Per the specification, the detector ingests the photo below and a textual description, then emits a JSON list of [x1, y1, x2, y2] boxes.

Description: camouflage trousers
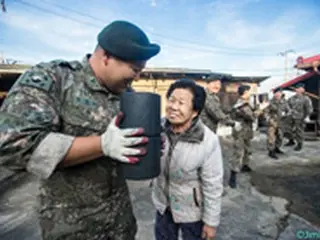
[[267, 120, 283, 151], [286, 118, 305, 145], [40, 181, 137, 240], [229, 136, 252, 172]]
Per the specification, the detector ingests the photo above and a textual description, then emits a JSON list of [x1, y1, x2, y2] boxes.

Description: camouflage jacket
[[288, 94, 313, 120], [231, 99, 260, 139], [200, 89, 231, 133], [265, 97, 289, 121], [0, 55, 136, 239]]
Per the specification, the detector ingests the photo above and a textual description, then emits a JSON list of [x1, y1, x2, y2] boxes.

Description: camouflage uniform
[[200, 89, 234, 133], [287, 94, 313, 146], [278, 97, 291, 138], [265, 97, 288, 151], [0, 56, 136, 240], [229, 99, 261, 172]]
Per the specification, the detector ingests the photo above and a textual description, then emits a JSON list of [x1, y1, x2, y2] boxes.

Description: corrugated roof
[[142, 67, 213, 74], [272, 71, 316, 91], [229, 76, 270, 83], [0, 64, 269, 83], [295, 54, 320, 70]]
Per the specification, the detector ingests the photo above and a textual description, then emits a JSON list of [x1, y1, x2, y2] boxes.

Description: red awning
[[295, 54, 320, 70], [297, 54, 320, 64], [272, 71, 316, 91]]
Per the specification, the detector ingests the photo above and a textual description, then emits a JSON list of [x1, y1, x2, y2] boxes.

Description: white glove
[[101, 113, 148, 163], [234, 121, 242, 131], [259, 102, 270, 111], [304, 116, 311, 123]]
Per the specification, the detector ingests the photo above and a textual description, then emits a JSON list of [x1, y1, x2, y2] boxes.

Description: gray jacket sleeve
[[0, 67, 74, 179], [200, 134, 223, 227]]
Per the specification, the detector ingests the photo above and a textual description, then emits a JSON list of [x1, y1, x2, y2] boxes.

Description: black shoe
[[284, 139, 295, 146], [228, 171, 237, 189], [275, 147, 284, 154], [241, 165, 252, 172], [294, 143, 302, 151], [268, 150, 278, 159]]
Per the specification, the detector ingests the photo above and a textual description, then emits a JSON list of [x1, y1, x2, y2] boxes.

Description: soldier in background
[[228, 85, 269, 188], [0, 20, 160, 240], [264, 88, 289, 159], [284, 83, 313, 151], [200, 76, 235, 133]]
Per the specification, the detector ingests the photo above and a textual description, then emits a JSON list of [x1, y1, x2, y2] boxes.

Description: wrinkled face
[[166, 88, 198, 127], [100, 56, 145, 94], [207, 80, 222, 93]]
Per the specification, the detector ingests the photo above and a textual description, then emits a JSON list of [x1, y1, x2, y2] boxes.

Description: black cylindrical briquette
[[119, 92, 162, 180], [119, 92, 161, 136], [121, 136, 161, 180]]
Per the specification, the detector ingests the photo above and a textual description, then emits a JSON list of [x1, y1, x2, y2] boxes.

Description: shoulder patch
[[18, 70, 54, 92], [51, 59, 82, 71]]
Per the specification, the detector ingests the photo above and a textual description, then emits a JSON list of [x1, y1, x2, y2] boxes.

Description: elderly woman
[[152, 79, 224, 240]]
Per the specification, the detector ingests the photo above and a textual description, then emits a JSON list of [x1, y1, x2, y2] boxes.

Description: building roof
[[224, 75, 270, 83], [272, 71, 316, 91], [142, 67, 213, 75], [295, 54, 320, 71], [0, 64, 269, 84], [141, 67, 269, 83]]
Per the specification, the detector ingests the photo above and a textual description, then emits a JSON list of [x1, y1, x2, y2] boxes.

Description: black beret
[[296, 83, 305, 88], [98, 20, 160, 61], [205, 74, 230, 82], [274, 87, 283, 93], [238, 84, 251, 96]]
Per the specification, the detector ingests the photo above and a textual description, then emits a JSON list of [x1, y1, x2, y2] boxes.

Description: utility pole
[[1, 0, 6, 13], [278, 49, 295, 82]]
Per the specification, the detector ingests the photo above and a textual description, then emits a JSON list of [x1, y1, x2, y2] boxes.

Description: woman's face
[[165, 88, 197, 127]]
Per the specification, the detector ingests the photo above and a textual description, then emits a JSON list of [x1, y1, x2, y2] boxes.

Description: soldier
[[284, 83, 313, 151], [228, 85, 269, 188], [200, 76, 235, 133], [0, 20, 160, 240], [265, 88, 289, 159]]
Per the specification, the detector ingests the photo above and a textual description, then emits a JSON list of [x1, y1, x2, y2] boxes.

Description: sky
[[0, 0, 319, 93]]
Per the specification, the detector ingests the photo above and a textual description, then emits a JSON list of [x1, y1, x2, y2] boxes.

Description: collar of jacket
[[81, 54, 110, 93], [81, 54, 133, 98], [162, 117, 204, 143]]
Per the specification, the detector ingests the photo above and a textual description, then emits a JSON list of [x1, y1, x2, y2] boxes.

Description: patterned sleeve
[[203, 95, 227, 121], [0, 64, 74, 179]]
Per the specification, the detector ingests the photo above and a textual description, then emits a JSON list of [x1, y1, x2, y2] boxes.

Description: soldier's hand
[[234, 121, 242, 131], [259, 101, 269, 111], [226, 120, 235, 127], [101, 112, 148, 163], [304, 116, 311, 123]]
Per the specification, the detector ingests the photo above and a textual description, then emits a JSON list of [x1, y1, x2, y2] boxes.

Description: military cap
[[238, 84, 251, 96], [274, 87, 283, 93], [97, 20, 160, 61], [296, 83, 305, 88], [205, 74, 230, 83]]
